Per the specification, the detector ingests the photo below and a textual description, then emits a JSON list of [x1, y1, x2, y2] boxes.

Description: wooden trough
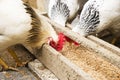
[[25, 9, 120, 80]]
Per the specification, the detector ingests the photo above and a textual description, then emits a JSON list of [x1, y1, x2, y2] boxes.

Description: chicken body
[[48, 0, 80, 26], [0, 0, 58, 52], [0, 0, 31, 50], [72, 0, 120, 37]]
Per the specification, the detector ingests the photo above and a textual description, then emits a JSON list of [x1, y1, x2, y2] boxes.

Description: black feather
[[24, 3, 41, 44], [50, 0, 70, 20], [79, 1, 101, 34]]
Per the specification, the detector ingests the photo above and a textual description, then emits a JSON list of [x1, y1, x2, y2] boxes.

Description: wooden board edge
[[35, 44, 95, 80], [28, 59, 59, 80]]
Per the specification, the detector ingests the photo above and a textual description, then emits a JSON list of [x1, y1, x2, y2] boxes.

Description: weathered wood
[[36, 0, 48, 13], [0, 44, 34, 70], [88, 35, 120, 56], [23, 0, 37, 8], [0, 67, 39, 80], [35, 44, 95, 80], [67, 23, 120, 57], [23, 0, 47, 13], [28, 59, 59, 80]]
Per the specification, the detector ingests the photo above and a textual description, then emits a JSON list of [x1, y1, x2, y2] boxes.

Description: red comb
[[50, 33, 79, 51], [56, 33, 66, 51]]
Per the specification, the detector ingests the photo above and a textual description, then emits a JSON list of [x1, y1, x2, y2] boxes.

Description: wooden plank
[[35, 44, 95, 80], [0, 67, 39, 80], [88, 35, 120, 56], [36, 0, 49, 13], [67, 23, 120, 57], [22, 0, 37, 8], [0, 44, 34, 70], [28, 59, 59, 80]]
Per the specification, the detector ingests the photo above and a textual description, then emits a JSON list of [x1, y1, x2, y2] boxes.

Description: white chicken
[[72, 0, 120, 44], [0, 0, 58, 70], [48, 0, 80, 26]]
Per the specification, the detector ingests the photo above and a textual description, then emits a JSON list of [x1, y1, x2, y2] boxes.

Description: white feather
[[97, 0, 120, 33], [0, 0, 32, 51], [72, 0, 120, 36], [48, 0, 80, 26]]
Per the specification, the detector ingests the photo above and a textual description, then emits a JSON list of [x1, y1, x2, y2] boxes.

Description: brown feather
[[24, 3, 52, 48], [24, 3, 41, 44]]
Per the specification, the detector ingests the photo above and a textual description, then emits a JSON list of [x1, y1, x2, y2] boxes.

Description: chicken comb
[[50, 33, 79, 51]]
